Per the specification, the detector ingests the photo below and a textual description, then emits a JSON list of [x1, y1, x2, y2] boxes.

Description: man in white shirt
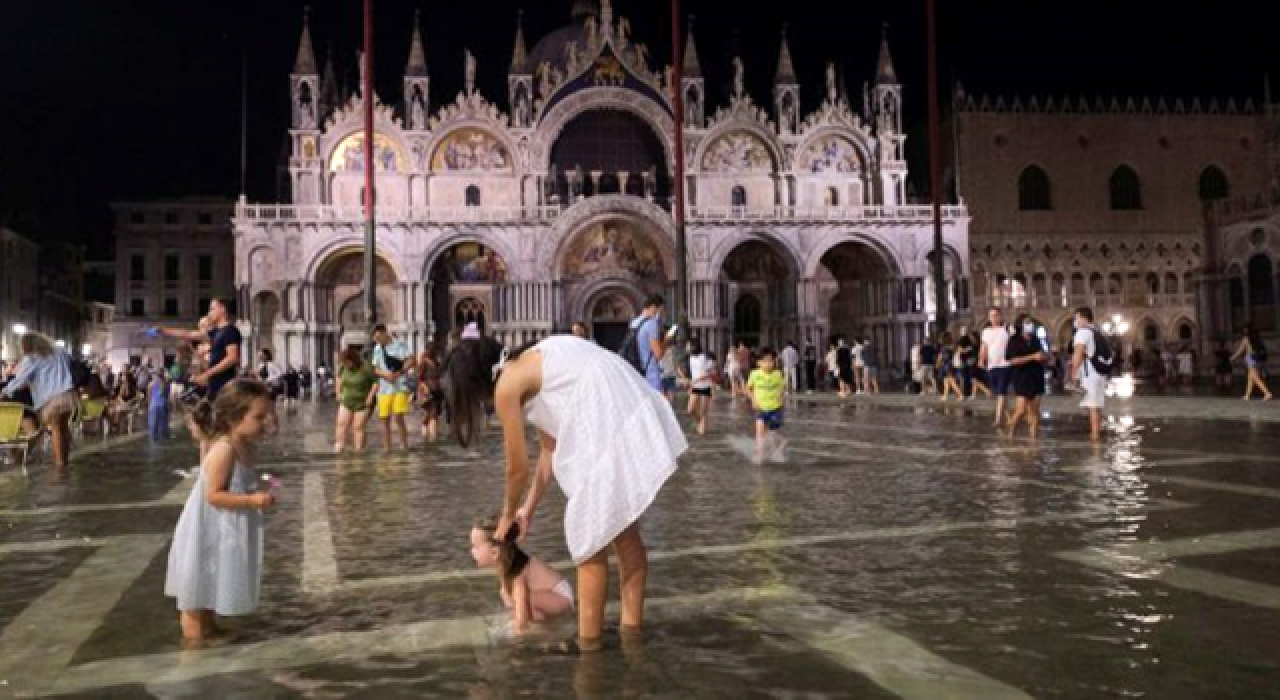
[[1068, 307, 1106, 441], [980, 307, 1013, 428], [780, 342, 800, 393]]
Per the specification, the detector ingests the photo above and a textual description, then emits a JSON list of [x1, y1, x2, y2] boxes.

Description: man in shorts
[[1068, 307, 1107, 441], [371, 324, 415, 453], [980, 307, 1013, 428]]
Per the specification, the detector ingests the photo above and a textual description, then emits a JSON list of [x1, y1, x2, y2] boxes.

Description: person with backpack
[[1068, 307, 1113, 441], [1231, 324, 1272, 401], [623, 295, 671, 392]]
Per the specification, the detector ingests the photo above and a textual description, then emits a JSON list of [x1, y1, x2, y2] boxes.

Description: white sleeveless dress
[[164, 440, 264, 615], [525, 335, 688, 563]]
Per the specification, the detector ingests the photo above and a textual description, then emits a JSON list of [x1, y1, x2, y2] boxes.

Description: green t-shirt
[[748, 368, 785, 412], [339, 362, 377, 410]]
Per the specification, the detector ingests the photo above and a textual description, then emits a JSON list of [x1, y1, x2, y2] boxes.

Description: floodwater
[[0, 395, 1278, 698]]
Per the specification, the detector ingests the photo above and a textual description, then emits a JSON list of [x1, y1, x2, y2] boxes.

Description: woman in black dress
[[1005, 314, 1047, 437]]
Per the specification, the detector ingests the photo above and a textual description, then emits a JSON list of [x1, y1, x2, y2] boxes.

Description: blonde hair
[[19, 333, 54, 357]]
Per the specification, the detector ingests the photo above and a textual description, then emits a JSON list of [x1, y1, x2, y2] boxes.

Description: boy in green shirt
[[746, 347, 788, 463]]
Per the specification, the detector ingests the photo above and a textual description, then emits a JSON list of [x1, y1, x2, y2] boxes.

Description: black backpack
[[1087, 328, 1115, 378], [378, 344, 404, 373], [618, 318, 656, 375]]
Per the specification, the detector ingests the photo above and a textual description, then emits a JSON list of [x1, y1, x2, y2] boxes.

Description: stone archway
[[720, 238, 798, 350], [817, 241, 901, 369], [251, 291, 281, 360], [558, 217, 668, 328], [425, 241, 509, 341], [313, 250, 400, 363], [585, 286, 640, 350]]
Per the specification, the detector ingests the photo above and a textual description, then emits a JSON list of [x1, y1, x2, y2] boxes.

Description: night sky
[[1, 1, 1276, 259]]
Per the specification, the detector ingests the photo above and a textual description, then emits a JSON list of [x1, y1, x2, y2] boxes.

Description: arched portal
[[314, 250, 400, 358], [427, 242, 508, 341], [817, 241, 902, 369], [549, 110, 670, 203], [560, 218, 668, 319], [586, 288, 639, 350], [721, 239, 797, 350]]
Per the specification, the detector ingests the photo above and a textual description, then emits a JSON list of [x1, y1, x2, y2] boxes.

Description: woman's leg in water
[[334, 406, 352, 451], [576, 548, 609, 650], [613, 523, 648, 631]]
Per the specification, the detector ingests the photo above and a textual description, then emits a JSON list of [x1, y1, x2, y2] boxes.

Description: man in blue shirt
[[629, 294, 669, 392], [156, 297, 241, 399]]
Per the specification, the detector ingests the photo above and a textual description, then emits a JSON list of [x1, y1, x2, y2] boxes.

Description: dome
[[527, 1, 598, 75]]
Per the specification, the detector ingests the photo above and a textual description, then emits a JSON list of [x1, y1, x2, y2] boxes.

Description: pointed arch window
[[1017, 165, 1052, 210], [1109, 165, 1143, 210], [465, 185, 481, 207], [1198, 166, 1229, 202]]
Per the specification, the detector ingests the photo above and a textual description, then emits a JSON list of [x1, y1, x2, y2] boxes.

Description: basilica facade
[[233, 1, 970, 372]]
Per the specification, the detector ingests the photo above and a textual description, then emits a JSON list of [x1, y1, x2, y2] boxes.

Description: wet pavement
[[1, 394, 1279, 698]]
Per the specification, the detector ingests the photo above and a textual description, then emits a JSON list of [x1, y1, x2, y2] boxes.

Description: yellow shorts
[[377, 392, 411, 418]]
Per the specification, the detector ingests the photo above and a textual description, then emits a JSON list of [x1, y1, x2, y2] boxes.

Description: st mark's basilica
[[233, 0, 971, 368]]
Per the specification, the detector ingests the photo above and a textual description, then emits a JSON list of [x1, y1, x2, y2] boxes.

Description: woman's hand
[[493, 511, 516, 542], [514, 506, 531, 540], [249, 492, 275, 509]]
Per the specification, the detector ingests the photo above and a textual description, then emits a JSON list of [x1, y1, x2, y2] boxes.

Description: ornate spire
[[571, 0, 598, 22], [683, 16, 702, 78], [293, 6, 317, 75], [876, 23, 897, 85], [321, 45, 340, 108], [406, 9, 427, 77], [775, 24, 796, 85], [510, 10, 530, 74]]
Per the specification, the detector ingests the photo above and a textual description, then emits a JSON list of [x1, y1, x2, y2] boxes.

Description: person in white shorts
[[851, 340, 865, 394], [1068, 307, 1107, 441]]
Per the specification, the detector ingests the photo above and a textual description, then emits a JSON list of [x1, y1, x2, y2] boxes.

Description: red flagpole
[[363, 0, 378, 325]]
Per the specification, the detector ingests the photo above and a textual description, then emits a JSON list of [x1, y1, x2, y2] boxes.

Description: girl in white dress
[[445, 334, 687, 651], [164, 379, 276, 642]]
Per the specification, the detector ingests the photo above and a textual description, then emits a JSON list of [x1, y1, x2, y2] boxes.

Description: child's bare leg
[[530, 590, 574, 621], [179, 610, 205, 640], [613, 524, 648, 631], [754, 420, 767, 462]]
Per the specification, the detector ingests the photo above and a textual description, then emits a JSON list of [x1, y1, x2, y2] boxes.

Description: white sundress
[[525, 335, 688, 564], [164, 440, 264, 615]]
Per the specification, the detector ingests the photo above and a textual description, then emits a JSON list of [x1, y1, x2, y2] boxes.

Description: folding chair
[[0, 402, 35, 475], [76, 398, 108, 440]]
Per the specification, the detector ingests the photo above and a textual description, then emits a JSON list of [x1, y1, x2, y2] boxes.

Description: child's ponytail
[[190, 379, 272, 439], [476, 517, 530, 592]]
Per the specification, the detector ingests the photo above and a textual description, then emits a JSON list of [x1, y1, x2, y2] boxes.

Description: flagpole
[[671, 0, 689, 333], [362, 0, 378, 325]]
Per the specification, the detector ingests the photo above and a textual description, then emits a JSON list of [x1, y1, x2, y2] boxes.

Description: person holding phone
[[628, 295, 671, 392]]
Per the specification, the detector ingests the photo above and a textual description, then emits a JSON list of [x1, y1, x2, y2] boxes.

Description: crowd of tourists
[[1, 292, 1273, 657]]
